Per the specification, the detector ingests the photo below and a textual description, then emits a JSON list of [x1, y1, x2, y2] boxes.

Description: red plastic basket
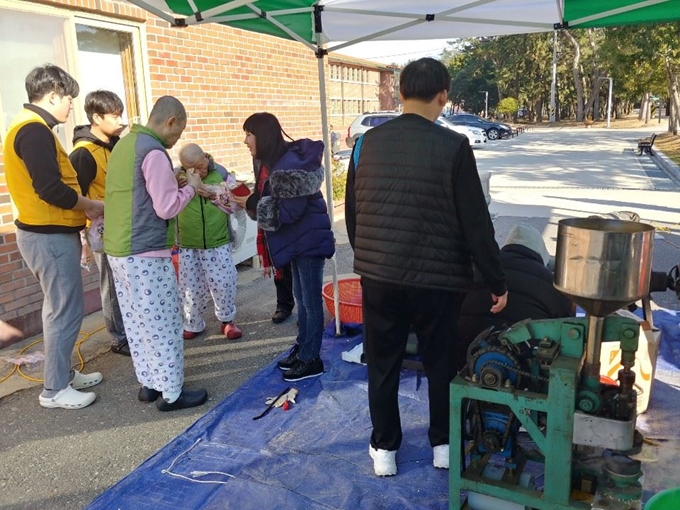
[[322, 278, 363, 323]]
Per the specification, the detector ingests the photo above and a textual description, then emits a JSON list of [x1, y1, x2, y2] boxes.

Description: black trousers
[[362, 277, 464, 451], [275, 263, 295, 313]]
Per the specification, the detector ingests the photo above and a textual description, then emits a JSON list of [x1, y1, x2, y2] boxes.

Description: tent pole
[[316, 48, 342, 336]]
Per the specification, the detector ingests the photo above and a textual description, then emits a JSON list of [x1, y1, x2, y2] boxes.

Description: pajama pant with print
[[108, 255, 184, 394], [179, 244, 238, 333]]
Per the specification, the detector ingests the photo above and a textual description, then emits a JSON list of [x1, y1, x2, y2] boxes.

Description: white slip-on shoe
[[70, 370, 103, 390], [369, 445, 397, 476], [39, 387, 96, 409], [433, 444, 449, 469]]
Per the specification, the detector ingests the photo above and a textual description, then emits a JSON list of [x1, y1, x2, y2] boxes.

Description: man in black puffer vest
[[345, 58, 507, 477], [457, 222, 575, 347]]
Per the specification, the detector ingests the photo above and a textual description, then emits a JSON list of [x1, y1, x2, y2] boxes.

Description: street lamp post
[[606, 77, 613, 128], [480, 90, 488, 118]]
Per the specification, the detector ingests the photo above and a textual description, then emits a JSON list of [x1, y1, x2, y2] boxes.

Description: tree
[[497, 97, 519, 119], [563, 30, 585, 121], [437, 24, 675, 128]]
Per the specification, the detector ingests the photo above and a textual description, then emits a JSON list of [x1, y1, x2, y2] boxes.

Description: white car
[[436, 117, 487, 147]]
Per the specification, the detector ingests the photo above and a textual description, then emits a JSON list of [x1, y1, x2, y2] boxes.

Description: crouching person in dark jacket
[[457, 222, 575, 349]]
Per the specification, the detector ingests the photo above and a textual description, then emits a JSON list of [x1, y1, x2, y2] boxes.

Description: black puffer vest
[[353, 114, 475, 291]]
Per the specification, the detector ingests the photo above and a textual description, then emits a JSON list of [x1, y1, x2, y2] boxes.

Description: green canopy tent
[[124, 0, 680, 332]]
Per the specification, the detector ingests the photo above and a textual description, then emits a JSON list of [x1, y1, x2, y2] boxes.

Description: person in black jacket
[[345, 58, 507, 477], [457, 222, 575, 348]]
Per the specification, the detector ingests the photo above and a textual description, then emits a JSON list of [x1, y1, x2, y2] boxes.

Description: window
[[0, 8, 70, 144], [0, 5, 147, 149], [75, 24, 142, 125]]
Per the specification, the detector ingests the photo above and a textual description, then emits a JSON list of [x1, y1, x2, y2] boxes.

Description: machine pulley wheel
[[481, 366, 503, 388]]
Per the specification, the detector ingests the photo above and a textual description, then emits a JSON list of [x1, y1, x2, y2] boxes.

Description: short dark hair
[[399, 58, 450, 102], [242, 112, 292, 168], [84, 90, 124, 124], [148, 96, 186, 123], [25, 64, 79, 103]]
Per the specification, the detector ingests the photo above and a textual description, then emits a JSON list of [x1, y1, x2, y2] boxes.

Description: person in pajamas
[[104, 96, 208, 412], [70, 90, 130, 357], [175, 143, 242, 341]]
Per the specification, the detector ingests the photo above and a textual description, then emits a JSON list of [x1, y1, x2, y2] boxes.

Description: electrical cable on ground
[[0, 325, 106, 384]]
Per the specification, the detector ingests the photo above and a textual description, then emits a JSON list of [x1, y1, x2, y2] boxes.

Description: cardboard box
[[599, 310, 661, 414]]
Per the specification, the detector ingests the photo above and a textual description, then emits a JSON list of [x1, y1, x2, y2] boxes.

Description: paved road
[[1, 125, 679, 509]]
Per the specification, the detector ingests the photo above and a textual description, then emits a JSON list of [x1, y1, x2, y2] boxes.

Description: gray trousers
[[16, 230, 84, 391], [93, 251, 127, 347]]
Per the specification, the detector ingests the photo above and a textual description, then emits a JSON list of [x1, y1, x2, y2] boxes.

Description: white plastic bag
[[86, 216, 105, 253]]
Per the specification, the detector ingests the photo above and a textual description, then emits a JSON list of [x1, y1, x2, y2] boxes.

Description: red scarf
[[256, 164, 281, 279]]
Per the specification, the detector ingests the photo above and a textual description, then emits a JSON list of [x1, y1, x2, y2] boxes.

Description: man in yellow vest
[[4, 64, 105, 410], [70, 90, 129, 357]]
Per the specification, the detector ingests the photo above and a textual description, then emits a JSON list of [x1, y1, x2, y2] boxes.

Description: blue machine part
[[472, 349, 519, 386], [478, 410, 519, 458]]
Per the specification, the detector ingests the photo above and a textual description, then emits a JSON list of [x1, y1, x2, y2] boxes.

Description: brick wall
[[0, 0, 396, 339], [0, 0, 322, 338]]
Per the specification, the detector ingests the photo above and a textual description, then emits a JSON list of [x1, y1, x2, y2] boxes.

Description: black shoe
[[156, 388, 208, 412], [138, 386, 161, 402], [272, 309, 292, 324], [111, 343, 131, 356], [277, 344, 300, 371], [283, 357, 324, 382]]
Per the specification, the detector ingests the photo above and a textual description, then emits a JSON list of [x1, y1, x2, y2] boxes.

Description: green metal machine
[[450, 218, 656, 510]]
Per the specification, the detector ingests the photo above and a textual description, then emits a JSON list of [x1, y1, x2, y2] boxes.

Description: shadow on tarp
[[85, 323, 448, 510]]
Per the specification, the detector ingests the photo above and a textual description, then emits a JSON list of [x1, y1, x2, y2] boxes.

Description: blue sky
[[334, 38, 452, 65]]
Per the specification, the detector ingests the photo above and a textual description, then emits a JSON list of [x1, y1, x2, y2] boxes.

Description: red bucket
[[322, 278, 363, 323]]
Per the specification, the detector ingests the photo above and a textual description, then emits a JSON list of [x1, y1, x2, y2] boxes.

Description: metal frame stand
[[449, 355, 590, 510]]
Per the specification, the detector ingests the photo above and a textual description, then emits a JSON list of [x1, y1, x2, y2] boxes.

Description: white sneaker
[[70, 370, 103, 390], [433, 444, 449, 469], [39, 386, 96, 409], [369, 445, 397, 476]]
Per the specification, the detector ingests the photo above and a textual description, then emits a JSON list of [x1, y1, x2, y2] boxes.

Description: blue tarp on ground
[[86, 322, 449, 510], [86, 311, 680, 509]]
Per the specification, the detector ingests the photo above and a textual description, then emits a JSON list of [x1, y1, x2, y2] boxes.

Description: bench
[[637, 133, 657, 155]]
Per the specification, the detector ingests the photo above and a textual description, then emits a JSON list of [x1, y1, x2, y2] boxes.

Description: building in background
[[0, 0, 398, 339], [327, 54, 401, 149]]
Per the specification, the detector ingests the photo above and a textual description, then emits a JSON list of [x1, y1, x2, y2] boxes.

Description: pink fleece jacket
[[138, 150, 195, 257]]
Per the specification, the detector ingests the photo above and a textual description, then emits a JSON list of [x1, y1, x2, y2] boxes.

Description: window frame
[[0, 0, 150, 148]]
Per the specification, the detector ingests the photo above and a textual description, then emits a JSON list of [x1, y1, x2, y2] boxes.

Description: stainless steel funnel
[[554, 218, 654, 317]]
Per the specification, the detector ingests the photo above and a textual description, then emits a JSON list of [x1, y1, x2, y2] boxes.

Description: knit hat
[[504, 223, 550, 266]]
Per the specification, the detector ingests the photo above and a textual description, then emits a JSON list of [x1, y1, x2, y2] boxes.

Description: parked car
[[345, 112, 487, 151], [445, 113, 512, 140], [345, 112, 400, 148], [436, 117, 486, 147]]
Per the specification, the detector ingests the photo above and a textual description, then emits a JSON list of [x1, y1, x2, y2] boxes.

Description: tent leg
[[316, 49, 342, 336]]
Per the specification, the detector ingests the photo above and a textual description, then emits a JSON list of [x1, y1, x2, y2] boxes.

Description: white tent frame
[[123, 0, 671, 334]]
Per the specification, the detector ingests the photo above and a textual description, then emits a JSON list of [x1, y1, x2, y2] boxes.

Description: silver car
[[345, 112, 400, 148], [436, 117, 487, 147]]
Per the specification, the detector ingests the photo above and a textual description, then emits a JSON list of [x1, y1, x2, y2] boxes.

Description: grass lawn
[[656, 133, 680, 166]]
